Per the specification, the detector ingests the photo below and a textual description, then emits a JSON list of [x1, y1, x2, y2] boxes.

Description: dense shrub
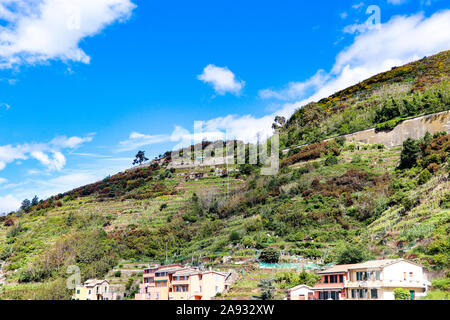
[[258, 248, 280, 263], [324, 155, 338, 166], [418, 169, 432, 185], [281, 141, 339, 168], [394, 288, 410, 300], [399, 138, 421, 169], [335, 245, 370, 264], [275, 270, 320, 289]]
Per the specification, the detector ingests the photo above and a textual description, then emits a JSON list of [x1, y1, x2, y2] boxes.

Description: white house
[[345, 259, 431, 300], [286, 284, 315, 300]]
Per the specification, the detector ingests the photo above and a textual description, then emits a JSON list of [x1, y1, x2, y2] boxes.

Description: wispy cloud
[[387, 0, 408, 5], [117, 132, 171, 152], [0, 102, 11, 111]]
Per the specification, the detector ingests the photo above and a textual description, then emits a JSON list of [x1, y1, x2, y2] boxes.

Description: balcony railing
[[346, 279, 426, 288]]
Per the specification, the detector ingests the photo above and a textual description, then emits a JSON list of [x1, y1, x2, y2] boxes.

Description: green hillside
[[281, 50, 449, 148], [0, 52, 449, 300]]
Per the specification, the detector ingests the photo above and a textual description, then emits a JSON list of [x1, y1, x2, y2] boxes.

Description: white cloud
[[340, 12, 348, 19], [198, 64, 245, 96], [48, 172, 98, 188], [0, 0, 136, 69], [31, 151, 66, 171], [0, 177, 7, 184], [0, 194, 21, 214], [259, 70, 328, 101], [0, 134, 93, 171], [51, 135, 93, 149]]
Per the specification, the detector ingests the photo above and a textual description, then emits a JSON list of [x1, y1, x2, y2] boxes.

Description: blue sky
[[0, 0, 449, 213]]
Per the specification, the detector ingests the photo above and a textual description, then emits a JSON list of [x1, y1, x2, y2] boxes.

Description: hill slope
[[0, 51, 449, 300]]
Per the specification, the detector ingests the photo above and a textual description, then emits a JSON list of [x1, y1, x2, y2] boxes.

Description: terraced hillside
[[0, 52, 449, 300]]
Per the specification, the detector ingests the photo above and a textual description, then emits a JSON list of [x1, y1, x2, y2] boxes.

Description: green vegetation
[[0, 52, 449, 300], [281, 51, 450, 149], [394, 288, 411, 300]]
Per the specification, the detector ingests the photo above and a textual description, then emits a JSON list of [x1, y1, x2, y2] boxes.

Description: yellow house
[[74, 279, 115, 300]]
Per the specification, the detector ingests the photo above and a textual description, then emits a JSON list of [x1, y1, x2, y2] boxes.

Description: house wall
[[383, 261, 423, 282], [290, 287, 314, 300], [74, 287, 87, 300], [347, 262, 428, 300], [200, 273, 226, 300]]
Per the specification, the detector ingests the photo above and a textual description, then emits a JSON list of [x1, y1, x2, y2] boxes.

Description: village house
[[289, 259, 430, 300], [135, 264, 231, 301], [73, 279, 118, 300], [345, 259, 430, 300], [286, 285, 315, 300], [313, 264, 351, 300]]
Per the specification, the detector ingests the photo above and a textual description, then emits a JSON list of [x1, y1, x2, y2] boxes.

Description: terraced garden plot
[[222, 268, 287, 300]]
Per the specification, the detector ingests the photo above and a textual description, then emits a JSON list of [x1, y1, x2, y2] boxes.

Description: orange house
[[135, 264, 228, 301], [313, 264, 351, 300]]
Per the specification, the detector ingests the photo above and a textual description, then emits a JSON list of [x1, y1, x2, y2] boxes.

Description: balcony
[[172, 278, 190, 285], [346, 279, 427, 289]]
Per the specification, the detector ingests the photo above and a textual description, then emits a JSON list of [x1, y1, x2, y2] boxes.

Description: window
[[375, 271, 381, 280], [339, 275, 343, 283], [215, 286, 219, 293], [352, 289, 357, 299], [359, 289, 367, 299], [356, 271, 368, 281], [76, 290, 80, 294], [371, 289, 378, 299], [324, 276, 329, 283], [105, 287, 107, 293]]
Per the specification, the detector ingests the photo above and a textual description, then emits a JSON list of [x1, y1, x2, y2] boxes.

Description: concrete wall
[[344, 111, 450, 148]]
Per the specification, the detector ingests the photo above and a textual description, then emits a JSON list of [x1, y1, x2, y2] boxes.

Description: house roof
[[316, 264, 355, 274], [347, 259, 418, 270], [288, 284, 313, 292], [83, 279, 109, 287], [317, 259, 423, 274], [172, 269, 227, 277]]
